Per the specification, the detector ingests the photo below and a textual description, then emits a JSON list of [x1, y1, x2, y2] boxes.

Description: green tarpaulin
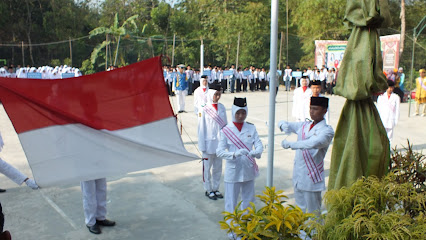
[[328, 0, 392, 190]]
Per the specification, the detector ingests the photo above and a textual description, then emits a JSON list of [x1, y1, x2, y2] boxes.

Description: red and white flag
[[0, 57, 197, 187]]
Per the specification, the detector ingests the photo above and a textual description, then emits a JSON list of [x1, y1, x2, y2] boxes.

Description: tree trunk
[[25, 0, 34, 66], [225, 44, 230, 66], [400, 0, 405, 56]]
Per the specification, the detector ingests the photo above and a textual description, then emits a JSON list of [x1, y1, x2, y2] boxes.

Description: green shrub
[[390, 140, 425, 193], [220, 186, 312, 240], [307, 174, 426, 240]]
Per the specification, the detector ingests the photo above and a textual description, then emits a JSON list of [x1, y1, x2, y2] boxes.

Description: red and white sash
[[202, 104, 227, 129], [222, 125, 259, 174], [301, 123, 323, 184]]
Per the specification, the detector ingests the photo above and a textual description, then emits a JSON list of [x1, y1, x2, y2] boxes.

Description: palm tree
[[89, 13, 146, 68]]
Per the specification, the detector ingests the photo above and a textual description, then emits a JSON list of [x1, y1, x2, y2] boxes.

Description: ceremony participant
[[392, 69, 404, 102], [377, 80, 400, 144], [259, 68, 266, 91], [193, 69, 201, 90], [242, 68, 248, 92], [310, 80, 329, 124], [194, 75, 209, 118], [248, 69, 255, 92], [81, 178, 115, 234], [173, 64, 188, 113], [319, 67, 327, 94], [414, 69, 426, 116], [326, 68, 335, 95], [284, 65, 292, 91], [0, 131, 38, 192], [397, 67, 405, 91], [278, 96, 334, 215], [230, 65, 237, 93], [292, 77, 312, 122], [236, 68, 243, 92], [216, 98, 263, 236], [186, 65, 194, 95], [199, 86, 227, 200]]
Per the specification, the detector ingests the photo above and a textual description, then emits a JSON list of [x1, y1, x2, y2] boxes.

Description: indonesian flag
[[0, 56, 197, 187]]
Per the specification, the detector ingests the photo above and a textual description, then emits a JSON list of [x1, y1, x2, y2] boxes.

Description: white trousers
[[224, 180, 255, 213], [294, 188, 322, 215], [385, 128, 394, 145], [175, 90, 187, 111], [0, 158, 27, 185], [81, 178, 107, 226], [203, 154, 222, 193]]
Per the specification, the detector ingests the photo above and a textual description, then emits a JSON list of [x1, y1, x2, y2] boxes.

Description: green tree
[[89, 13, 143, 67]]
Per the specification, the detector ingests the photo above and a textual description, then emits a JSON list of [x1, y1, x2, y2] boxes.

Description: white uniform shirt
[[377, 92, 400, 129], [193, 87, 208, 116], [259, 71, 266, 80], [216, 122, 263, 183], [292, 87, 313, 121], [198, 103, 227, 154], [287, 120, 334, 191], [284, 68, 292, 80]]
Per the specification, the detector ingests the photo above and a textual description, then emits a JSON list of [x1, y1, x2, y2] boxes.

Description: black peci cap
[[233, 97, 247, 107], [311, 97, 329, 108], [310, 80, 321, 85]]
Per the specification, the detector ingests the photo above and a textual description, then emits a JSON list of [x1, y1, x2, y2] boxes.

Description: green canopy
[[328, 0, 392, 190]]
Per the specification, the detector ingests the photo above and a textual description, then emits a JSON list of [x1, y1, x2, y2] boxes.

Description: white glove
[[249, 150, 261, 159], [278, 120, 289, 133], [202, 152, 209, 159], [234, 149, 249, 157], [25, 179, 39, 190], [281, 140, 292, 149]]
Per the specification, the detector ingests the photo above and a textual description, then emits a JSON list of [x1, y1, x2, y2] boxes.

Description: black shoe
[[0, 188, 6, 193], [214, 191, 223, 199], [87, 223, 101, 234], [96, 219, 116, 227], [206, 191, 217, 200]]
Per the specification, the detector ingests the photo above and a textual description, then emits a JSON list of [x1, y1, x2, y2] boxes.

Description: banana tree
[[89, 13, 146, 67]]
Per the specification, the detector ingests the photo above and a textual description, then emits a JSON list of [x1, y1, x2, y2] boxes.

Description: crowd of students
[[0, 65, 82, 79]]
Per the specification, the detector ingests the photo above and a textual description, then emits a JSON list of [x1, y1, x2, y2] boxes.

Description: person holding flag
[[216, 97, 263, 239], [198, 85, 228, 200], [278, 97, 334, 215], [0, 131, 38, 192]]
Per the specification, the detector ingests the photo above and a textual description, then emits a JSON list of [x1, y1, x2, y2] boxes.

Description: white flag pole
[[200, 37, 204, 75], [267, 0, 279, 187]]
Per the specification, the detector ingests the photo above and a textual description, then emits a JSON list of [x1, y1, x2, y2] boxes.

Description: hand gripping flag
[[0, 57, 198, 187]]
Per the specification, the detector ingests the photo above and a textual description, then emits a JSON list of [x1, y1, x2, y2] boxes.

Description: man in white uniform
[[279, 97, 334, 215], [81, 178, 115, 234], [198, 86, 228, 200], [292, 77, 312, 122], [216, 97, 263, 240], [377, 80, 400, 144]]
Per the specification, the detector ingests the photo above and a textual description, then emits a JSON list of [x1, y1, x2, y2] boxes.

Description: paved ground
[[1, 87, 425, 239]]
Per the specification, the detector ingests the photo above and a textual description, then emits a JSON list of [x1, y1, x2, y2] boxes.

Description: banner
[[380, 34, 401, 72]]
